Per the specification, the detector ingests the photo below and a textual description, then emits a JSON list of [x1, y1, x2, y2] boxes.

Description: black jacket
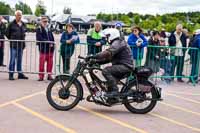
[[36, 26, 55, 53], [168, 31, 187, 55], [0, 22, 6, 39], [6, 20, 26, 49], [146, 37, 160, 61], [94, 39, 134, 69]]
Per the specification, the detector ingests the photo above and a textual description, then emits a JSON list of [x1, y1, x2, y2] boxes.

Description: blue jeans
[[9, 48, 23, 74]]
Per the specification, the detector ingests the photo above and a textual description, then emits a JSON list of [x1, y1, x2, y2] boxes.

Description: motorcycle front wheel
[[46, 75, 83, 111]]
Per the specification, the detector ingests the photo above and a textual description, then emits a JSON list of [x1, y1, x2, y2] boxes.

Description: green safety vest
[[87, 28, 102, 40]]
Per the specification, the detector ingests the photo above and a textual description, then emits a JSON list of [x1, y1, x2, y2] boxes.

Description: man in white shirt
[[168, 24, 187, 82]]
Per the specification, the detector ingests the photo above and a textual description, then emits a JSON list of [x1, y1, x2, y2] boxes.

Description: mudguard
[[55, 74, 72, 79], [55, 74, 84, 100], [122, 79, 162, 100], [155, 87, 162, 100]]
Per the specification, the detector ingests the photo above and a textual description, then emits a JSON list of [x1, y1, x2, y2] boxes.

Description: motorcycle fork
[[59, 75, 77, 91]]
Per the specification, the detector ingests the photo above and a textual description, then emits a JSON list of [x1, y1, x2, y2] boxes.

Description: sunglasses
[[42, 21, 48, 23]]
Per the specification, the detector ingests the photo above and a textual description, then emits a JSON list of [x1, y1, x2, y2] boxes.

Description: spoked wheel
[[124, 80, 157, 114], [46, 75, 83, 111]]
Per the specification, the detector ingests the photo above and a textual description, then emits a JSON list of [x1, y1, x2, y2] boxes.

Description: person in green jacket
[[87, 21, 106, 55]]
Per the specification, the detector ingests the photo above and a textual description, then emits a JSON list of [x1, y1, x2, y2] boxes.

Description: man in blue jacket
[[36, 16, 55, 81], [128, 26, 148, 67], [188, 29, 200, 83]]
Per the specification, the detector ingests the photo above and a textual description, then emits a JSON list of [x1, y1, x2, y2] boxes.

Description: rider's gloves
[[89, 59, 97, 64], [85, 55, 95, 62]]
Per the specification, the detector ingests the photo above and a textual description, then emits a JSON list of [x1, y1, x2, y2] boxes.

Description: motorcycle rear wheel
[[123, 80, 157, 114]]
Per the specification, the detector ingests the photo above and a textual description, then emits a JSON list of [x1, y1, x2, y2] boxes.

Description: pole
[[23, 0, 25, 13], [51, 0, 54, 14]]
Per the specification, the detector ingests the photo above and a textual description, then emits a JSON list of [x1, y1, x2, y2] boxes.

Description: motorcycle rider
[[87, 28, 134, 97]]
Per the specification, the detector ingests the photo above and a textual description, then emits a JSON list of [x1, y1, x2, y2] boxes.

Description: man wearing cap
[[188, 29, 200, 83], [36, 16, 55, 81], [115, 22, 124, 40], [6, 10, 28, 80], [87, 21, 106, 55], [0, 16, 6, 67]]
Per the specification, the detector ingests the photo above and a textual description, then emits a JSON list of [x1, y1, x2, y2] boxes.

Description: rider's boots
[[105, 87, 120, 104], [104, 87, 120, 98]]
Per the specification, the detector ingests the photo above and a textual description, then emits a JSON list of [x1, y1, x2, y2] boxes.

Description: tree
[[96, 11, 200, 33], [15, 1, 32, 14], [0, 1, 14, 15], [127, 12, 133, 18], [35, 0, 46, 16], [134, 15, 140, 25], [96, 12, 103, 20], [165, 23, 177, 32], [63, 7, 72, 14], [161, 15, 167, 24], [121, 15, 131, 26]]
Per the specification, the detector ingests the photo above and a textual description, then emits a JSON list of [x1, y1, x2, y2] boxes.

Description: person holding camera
[[60, 23, 80, 74], [128, 26, 148, 67]]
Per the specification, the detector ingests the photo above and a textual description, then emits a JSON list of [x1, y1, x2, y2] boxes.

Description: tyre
[[46, 75, 83, 111], [124, 80, 157, 114]]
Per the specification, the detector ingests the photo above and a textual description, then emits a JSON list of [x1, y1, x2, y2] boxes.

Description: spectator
[[188, 32, 196, 62], [145, 31, 160, 73], [0, 16, 6, 67], [36, 16, 55, 81], [60, 23, 80, 74], [87, 21, 106, 55], [188, 29, 200, 83], [188, 32, 196, 48], [160, 28, 167, 38], [182, 28, 190, 47], [160, 28, 169, 46], [168, 24, 187, 82], [159, 37, 172, 84], [6, 10, 28, 80], [115, 22, 125, 40], [128, 26, 148, 67]]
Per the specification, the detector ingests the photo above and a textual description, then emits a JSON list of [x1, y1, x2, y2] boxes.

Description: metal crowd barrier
[[58, 43, 200, 85], [0, 39, 57, 75], [1, 39, 199, 85], [56, 43, 109, 74], [140, 45, 200, 84]]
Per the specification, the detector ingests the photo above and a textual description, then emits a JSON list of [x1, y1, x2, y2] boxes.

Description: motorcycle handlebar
[[78, 55, 99, 66], [78, 55, 85, 59]]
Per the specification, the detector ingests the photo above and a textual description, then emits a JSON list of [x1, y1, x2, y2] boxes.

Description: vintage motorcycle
[[46, 56, 162, 114]]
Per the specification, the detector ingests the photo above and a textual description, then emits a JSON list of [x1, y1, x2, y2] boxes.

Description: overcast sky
[[5, 0, 200, 15]]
